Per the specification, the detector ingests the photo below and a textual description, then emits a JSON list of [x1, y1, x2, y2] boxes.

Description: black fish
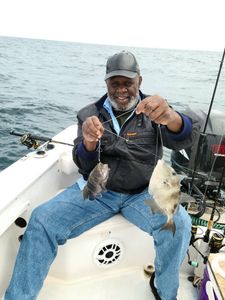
[[83, 162, 110, 200]]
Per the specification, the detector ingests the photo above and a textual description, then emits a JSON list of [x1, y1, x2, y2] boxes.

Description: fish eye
[[172, 172, 176, 176]]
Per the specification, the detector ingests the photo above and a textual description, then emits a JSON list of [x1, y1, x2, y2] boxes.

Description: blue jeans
[[5, 183, 191, 300]]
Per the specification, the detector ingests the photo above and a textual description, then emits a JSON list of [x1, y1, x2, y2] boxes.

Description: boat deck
[[37, 270, 198, 300]]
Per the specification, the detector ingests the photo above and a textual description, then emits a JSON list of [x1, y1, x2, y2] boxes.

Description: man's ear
[[138, 76, 142, 87]]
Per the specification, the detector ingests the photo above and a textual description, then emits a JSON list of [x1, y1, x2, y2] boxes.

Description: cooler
[[199, 253, 225, 300]]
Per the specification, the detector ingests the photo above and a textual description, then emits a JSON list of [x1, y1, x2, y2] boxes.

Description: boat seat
[[48, 214, 154, 281]]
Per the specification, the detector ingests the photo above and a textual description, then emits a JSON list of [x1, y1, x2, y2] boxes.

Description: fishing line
[[157, 124, 164, 162], [154, 125, 160, 166], [102, 125, 162, 160], [101, 107, 136, 125], [103, 121, 225, 200], [158, 124, 164, 148], [97, 139, 101, 162], [99, 103, 164, 161]]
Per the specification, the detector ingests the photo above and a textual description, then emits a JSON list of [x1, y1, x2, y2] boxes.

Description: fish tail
[[145, 199, 163, 214], [159, 219, 176, 236]]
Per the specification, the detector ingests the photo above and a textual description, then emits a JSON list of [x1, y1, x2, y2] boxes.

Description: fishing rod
[[10, 108, 142, 151], [185, 49, 225, 273], [10, 130, 74, 149], [203, 48, 225, 133], [190, 48, 225, 191]]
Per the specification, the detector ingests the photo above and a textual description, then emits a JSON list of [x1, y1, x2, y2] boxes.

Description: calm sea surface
[[0, 36, 225, 171]]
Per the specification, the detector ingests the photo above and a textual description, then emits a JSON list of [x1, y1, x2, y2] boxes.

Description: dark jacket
[[73, 92, 200, 194]]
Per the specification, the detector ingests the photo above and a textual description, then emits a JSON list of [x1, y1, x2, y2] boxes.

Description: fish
[[83, 162, 110, 200], [145, 159, 181, 235]]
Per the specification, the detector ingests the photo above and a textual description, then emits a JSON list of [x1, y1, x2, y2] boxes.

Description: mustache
[[108, 95, 139, 111]]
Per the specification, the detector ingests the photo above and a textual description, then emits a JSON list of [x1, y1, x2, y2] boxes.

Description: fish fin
[[99, 184, 106, 192], [83, 189, 98, 201], [160, 219, 176, 236], [179, 192, 196, 204], [99, 180, 108, 191], [93, 193, 103, 199], [83, 185, 89, 200], [144, 199, 163, 214]]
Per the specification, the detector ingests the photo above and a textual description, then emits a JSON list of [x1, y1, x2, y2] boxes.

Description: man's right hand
[[82, 116, 104, 151]]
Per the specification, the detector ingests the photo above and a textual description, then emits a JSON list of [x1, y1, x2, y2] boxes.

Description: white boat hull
[[0, 125, 198, 299]]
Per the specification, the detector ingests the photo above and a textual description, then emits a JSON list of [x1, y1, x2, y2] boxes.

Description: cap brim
[[105, 70, 138, 80]]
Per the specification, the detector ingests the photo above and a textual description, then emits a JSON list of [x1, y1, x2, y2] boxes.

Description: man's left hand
[[136, 95, 182, 133]]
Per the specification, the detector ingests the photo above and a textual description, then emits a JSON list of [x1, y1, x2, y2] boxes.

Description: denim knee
[[29, 202, 71, 246], [27, 204, 55, 238], [29, 204, 49, 227]]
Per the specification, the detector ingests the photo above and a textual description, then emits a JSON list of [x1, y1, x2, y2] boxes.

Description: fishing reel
[[20, 134, 40, 149], [10, 130, 74, 149]]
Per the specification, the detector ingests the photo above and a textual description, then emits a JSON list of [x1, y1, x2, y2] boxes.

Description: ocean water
[[0, 36, 225, 171]]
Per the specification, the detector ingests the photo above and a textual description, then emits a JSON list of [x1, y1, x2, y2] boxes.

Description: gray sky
[[0, 0, 224, 51]]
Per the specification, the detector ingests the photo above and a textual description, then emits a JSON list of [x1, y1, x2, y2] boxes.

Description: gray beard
[[108, 95, 139, 112]]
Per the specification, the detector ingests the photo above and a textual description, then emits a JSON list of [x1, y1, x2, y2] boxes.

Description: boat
[[1, 46, 225, 300], [0, 123, 203, 300], [1, 107, 225, 300]]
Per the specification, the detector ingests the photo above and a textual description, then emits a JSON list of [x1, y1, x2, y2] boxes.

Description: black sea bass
[[145, 159, 181, 235], [83, 162, 110, 200]]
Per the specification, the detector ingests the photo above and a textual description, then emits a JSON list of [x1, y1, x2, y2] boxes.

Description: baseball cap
[[105, 51, 140, 80]]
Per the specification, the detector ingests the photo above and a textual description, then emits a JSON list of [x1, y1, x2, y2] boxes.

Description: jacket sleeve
[[160, 108, 202, 151], [72, 108, 99, 179]]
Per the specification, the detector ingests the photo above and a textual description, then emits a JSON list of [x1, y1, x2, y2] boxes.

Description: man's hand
[[136, 95, 182, 133], [82, 116, 104, 151]]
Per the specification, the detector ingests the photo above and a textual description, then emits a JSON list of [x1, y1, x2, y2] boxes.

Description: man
[[5, 51, 200, 300]]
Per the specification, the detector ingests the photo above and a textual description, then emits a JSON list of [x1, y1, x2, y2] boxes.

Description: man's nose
[[116, 86, 127, 92]]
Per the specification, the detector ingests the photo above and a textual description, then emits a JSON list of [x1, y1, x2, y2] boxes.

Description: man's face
[[106, 75, 142, 111]]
